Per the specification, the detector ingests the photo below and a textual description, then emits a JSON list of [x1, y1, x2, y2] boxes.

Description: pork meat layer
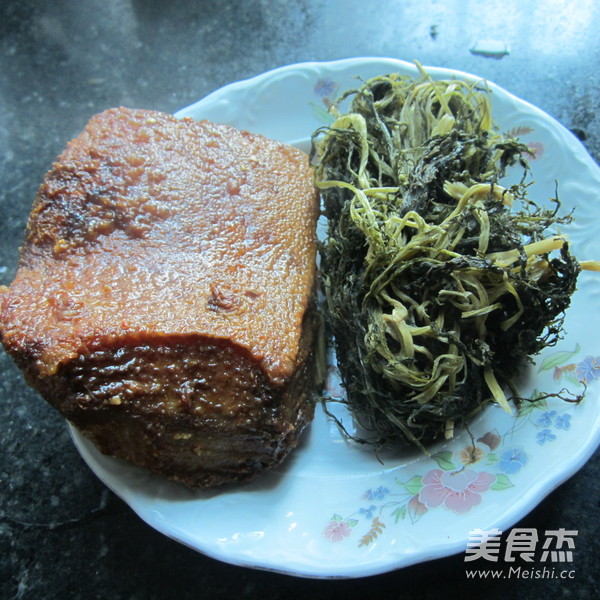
[[0, 107, 319, 487]]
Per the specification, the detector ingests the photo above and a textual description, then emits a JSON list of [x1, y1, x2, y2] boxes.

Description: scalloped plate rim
[[69, 57, 600, 579]]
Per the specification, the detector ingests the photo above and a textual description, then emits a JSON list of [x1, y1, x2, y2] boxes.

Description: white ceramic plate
[[69, 58, 600, 579]]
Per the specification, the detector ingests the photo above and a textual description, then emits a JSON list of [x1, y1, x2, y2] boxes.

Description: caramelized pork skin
[[0, 107, 319, 487]]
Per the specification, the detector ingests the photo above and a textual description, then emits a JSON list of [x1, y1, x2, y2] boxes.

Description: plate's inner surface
[[69, 59, 600, 579]]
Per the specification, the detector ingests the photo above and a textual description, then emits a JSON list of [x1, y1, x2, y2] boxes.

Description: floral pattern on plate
[[324, 345, 597, 547], [67, 59, 600, 578]]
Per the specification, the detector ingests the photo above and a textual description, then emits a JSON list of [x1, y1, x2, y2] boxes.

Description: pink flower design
[[324, 519, 352, 542], [418, 468, 496, 514]]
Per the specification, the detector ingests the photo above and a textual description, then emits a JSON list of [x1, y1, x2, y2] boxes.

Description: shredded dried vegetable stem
[[313, 66, 583, 447]]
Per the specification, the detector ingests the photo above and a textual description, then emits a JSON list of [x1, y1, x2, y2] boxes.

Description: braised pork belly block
[[0, 107, 319, 488]]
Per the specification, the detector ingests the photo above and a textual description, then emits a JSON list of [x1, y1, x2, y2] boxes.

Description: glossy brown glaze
[[1, 108, 318, 382], [0, 107, 319, 487]]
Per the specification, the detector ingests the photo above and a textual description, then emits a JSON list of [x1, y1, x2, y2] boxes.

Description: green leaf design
[[519, 389, 548, 417], [491, 474, 514, 491], [529, 388, 543, 400], [518, 401, 536, 417], [331, 514, 343, 522], [310, 102, 335, 124], [431, 451, 455, 470], [486, 453, 499, 465], [348, 519, 359, 527], [537, 344, 580, 372], [565, 373, 584, 387], [391, 505, 407, 523], [402, 475, 424, 495]]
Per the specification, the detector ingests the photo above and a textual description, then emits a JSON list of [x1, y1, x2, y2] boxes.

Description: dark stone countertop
[[1, 1, 598, 598]]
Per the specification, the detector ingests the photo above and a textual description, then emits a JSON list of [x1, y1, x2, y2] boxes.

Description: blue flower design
[[359, 505, 377, 519], [536, 428, 557, 445], [536, 410, 556, 427], [364, 486, 390, 501], [497, 448, 528, 474], [314, 78, 337, 98], [575, 356, 600, 384], [555, 414, 572, 430]]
